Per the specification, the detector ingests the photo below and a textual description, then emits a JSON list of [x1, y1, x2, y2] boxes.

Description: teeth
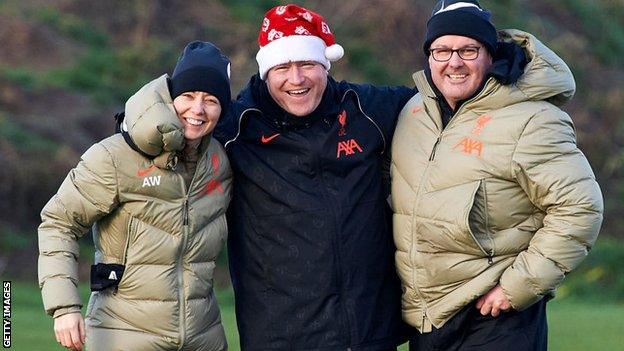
[[288, 88, 309, 95], [448, 74, 467, 80], [185, 118, 205, 126]]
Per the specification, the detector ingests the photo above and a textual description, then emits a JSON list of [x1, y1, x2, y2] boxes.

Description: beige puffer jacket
[[38, 75, 232, 350], [391, 30, 603, 332]]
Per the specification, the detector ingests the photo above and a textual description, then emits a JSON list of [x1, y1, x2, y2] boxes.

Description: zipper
[[176, 139, 212, 347], [310, 126, 352, 347], [182, 199, 189, 225], [224, 108, 262, 148], [114, 217, 136, 295], [481, 180, 494, 264], [465, 181, 490, 260], [429, 136, 441, 161], [409, 160, 434, 332], [122, 218, 135, 266], [177, 196, 189, 348], [343, 89, 387, 154], [177, 170, 189, 347]]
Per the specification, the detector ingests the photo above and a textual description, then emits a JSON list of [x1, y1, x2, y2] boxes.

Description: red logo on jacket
[[205, 153, 224, 195], [336, 139, 363, 158], [338, 110, 347, 136]]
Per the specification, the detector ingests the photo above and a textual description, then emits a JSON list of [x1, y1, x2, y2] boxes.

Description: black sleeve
[[351, 83, 417, 147]]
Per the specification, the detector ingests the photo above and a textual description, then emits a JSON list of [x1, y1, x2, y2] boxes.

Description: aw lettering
[[336, 139, 363, 158], [142, 175, 161, 187]]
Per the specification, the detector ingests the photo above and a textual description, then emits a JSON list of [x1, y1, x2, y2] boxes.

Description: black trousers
[[409, 298, 548, 351]]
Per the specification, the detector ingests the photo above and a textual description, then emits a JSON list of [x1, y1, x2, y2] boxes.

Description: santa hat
[[256, 4, 344, 80]]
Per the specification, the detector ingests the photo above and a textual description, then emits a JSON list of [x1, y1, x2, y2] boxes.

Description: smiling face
[[429, 35, 493, 110], [173, 91, 221, 141], [265, 61, 328, 117]]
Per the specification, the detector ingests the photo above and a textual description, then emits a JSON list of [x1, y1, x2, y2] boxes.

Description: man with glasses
[[390, 1, 603, 350]]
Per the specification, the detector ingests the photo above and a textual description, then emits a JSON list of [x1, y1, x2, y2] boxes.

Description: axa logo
[[453, 137, 483, 157], [452, 115, 492, 158], [336, 139, 363, 158], [142, 175, 161, 187]]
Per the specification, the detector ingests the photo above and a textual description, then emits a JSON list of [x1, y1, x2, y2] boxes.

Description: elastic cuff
[[53, 306, 82, 319], [500, 269, 542, 310]]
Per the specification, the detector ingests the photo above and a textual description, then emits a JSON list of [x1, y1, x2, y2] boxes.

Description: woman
[[38, 41, 232, 351]]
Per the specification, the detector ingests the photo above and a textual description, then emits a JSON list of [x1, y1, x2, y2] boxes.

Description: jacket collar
[[244, 73, 341, 130]]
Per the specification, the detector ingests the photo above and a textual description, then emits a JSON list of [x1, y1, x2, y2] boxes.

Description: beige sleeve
[[501, 106, 603, 310], [38, 143, 119, 316]]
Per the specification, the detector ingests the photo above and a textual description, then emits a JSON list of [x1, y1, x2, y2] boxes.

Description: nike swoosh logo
[[261, 133, 281, 144], [137, 164, 156, 177]]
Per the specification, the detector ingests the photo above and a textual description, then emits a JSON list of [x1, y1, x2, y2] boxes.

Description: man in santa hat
[[214, 4, 415, 351]]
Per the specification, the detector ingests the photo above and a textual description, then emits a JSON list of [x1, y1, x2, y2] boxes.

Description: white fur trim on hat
[[325, 44, 344, 62], [256, 35, 332, 80]]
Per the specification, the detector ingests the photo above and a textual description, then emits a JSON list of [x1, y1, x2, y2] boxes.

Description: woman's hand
[[54, 312, 86, 351]]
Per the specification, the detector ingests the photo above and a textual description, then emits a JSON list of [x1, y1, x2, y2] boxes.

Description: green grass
[[9, 282, 239, 351], [8, 282, 623, 350]]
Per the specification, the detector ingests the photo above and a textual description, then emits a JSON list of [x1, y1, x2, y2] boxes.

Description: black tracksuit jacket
[[214, 74, 415, 350]]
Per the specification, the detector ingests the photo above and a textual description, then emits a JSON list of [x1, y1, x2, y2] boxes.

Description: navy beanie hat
[[170, 41, 231, 110], [423, 0, 498, 56]]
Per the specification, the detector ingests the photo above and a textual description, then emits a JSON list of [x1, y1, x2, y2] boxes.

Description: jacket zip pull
[[183, 199, 189, 225], [487, 250, 494, 265], [429, 136, 441, 161]]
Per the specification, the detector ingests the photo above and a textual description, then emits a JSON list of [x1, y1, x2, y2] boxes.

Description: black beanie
[[170, 41, 231, 110], [423, 0, 497, 56]]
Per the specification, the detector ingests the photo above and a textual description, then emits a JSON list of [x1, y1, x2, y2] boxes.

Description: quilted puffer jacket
[[38, 75, 232, 350], [391, 30, 603, 332]]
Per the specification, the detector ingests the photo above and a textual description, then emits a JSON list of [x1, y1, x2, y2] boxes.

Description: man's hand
[[54, 312, 86, 351], [475, 284, 512, 317]]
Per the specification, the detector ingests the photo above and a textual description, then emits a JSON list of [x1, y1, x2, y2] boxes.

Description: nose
[[190, 98, 205, 115], [448, 51, 465, 67], [288, 65, 305, 85]]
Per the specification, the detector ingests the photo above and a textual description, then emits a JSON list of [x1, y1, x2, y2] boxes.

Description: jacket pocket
[[416, 180, 488, 257], [462, 180, 490, 259], [469, 179, 494, 258]]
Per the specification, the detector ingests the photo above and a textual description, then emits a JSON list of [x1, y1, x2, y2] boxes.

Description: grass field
[[7, 282, 624, 350]]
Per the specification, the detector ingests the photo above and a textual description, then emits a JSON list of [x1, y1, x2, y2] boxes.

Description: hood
[[500, 29, 576, 106], [123, 74, 185, 158], [414, 29, 576, 114]]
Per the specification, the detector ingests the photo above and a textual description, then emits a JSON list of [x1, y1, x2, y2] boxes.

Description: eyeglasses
[[429, 46, 482, 62]]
